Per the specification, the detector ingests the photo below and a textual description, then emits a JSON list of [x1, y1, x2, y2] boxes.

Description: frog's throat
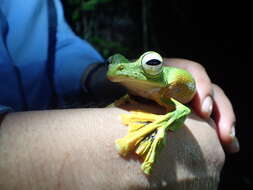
[[108, 76, 164, 100]]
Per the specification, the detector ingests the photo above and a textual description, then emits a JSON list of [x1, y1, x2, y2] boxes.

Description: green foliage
[[81, 0, 113, 11], [65, 0, 113, 21], [88, 36, 129, 57], [63, 0, 130, 58]]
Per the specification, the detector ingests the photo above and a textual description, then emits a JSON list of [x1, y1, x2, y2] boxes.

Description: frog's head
[[107, 51, 164, 83], [107, 51, 196, 103]]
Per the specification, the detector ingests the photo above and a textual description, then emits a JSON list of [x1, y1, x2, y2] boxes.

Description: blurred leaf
[[72, 9, 80, 21], [63, 0, 132, 58], [66, 0, 81, 5], [81, 0, 113, 11], [81, 1, 96, 11], [88, 36, 128, 57]]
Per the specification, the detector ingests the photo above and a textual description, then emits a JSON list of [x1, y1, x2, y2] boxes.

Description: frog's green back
[[107, 54, 130, 65]]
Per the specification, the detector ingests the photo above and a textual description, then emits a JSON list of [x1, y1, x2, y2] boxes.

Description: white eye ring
[[141, 52, 163, 76]]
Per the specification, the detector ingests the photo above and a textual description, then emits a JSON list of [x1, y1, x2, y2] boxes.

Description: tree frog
[[107, 51, 196, 175]]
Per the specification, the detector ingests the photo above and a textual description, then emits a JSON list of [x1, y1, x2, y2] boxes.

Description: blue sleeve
[[0, 105, 13, 114], [0, 9, 14, 113], [53, 0, 104, 98]]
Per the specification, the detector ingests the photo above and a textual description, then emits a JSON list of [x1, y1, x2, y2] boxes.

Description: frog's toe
[[140, 128, 166, 175]]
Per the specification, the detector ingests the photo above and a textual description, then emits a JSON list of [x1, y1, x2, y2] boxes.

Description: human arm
[[0, 108, 224, 190], [163, 58, 239, 153]]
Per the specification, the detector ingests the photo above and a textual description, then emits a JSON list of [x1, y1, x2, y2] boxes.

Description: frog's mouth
[[107, 75, 163, 100], [107, 74, 163, 88], [107, 75, 133, 83]]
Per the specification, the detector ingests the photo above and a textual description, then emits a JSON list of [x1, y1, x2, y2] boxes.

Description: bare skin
[[0, 106, 224, 190]]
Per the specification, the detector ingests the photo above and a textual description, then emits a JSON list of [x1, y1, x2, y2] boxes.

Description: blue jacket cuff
[[0, 105, 13, 114]]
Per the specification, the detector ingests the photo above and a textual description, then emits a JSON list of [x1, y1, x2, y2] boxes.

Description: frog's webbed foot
[[136, 127, 167, 174], [115, 98, 191, 175]]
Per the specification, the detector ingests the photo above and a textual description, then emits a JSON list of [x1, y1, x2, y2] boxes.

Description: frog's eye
[[141, 52, 163, 76]]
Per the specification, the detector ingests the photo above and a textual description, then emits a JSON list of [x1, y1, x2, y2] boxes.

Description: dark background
[[63, 0, 252, 189]]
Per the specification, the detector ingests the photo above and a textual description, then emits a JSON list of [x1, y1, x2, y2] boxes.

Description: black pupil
[[146, 59, 161, 66]]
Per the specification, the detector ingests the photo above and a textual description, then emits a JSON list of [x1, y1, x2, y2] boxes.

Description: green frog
[[107, 51, 196, 175]]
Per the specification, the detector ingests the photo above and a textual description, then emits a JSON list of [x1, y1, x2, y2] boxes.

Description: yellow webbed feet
[[115, 111, 162, 156], [140, 127, 165, 175], [120, 111, 161, 132], [115, 111, 168, 164], [120, 111, 161, 125], [115, 98, 191, 175], [135, 135, 154, 157], [115, 110, 178, 174]]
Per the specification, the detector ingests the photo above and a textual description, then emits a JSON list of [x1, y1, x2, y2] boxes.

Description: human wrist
[[81, 63, 126, 103]]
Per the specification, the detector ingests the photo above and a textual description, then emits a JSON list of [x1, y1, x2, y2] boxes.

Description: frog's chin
[[107, 75, 134, 83]]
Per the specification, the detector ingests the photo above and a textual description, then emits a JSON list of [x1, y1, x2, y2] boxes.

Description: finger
[[212, 84, 239, 153], [164, 58, 213, 118]]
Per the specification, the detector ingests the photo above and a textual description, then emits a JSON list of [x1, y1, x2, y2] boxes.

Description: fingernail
[[228, 124, 240, 153], [202, 96, 213, 116], [229, 125, 236, 138], [229, 137, 240, 153]]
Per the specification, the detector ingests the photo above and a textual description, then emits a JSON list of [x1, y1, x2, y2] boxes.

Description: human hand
[[164, 58, 239, 153]]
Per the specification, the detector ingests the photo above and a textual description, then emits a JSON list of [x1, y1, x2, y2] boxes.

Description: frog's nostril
[[117, 65, 124, 71]]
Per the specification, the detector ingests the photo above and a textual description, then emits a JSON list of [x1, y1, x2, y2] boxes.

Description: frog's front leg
[[162, 98, 191, 131]]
